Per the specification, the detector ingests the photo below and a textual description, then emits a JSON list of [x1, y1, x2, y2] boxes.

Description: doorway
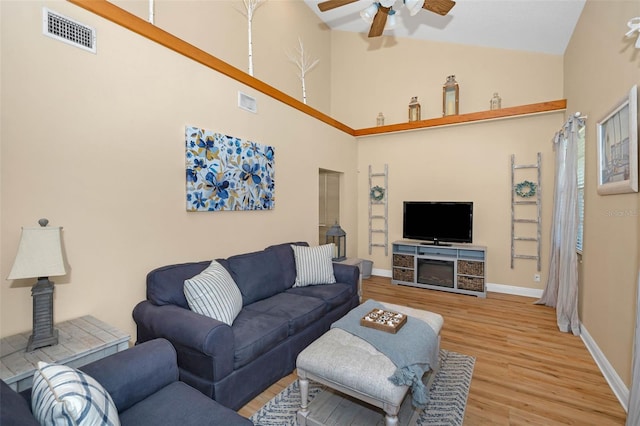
[[319, 169, 341, 245]]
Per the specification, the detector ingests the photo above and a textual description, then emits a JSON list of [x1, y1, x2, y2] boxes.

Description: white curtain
[[627, 269, 640, 425], [536, 115, 584, 335]]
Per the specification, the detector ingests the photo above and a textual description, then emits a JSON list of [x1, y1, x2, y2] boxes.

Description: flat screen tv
[[403, 201, 473, 245]]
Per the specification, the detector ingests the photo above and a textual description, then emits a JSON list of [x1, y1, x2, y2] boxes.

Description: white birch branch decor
[[286, 37, 319, 105], [237, 0, 266, 76]]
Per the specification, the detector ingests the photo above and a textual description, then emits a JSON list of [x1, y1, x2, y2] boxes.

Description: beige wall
[[0, 0, 354, 339], [330, 31, 564, 129], [564, 0, 640, 386], [113, 0, 333, 115], [329, 31, 565, 288]]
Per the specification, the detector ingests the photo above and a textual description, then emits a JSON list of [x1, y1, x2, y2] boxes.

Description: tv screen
[[403, 201, 473, 245]]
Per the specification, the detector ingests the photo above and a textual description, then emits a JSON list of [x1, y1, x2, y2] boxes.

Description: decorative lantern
[[408, 96, 421, 122], [490, 92, 502, 110], [442, 75, 459, 116], [326, 222, 346, 261]]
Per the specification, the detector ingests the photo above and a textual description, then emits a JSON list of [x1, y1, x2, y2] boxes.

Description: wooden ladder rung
[[514, 219, 538, 223], [514, 254, 539, 260], [514, 201, 538, 205], [513, 164, 538, 169], [371, 215, 386, 219], [370, 243, 386, 247], [371, 229, 385, 233], [514, 237, 538, 241]]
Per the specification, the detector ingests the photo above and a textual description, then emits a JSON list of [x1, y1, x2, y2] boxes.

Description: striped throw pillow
[[184, 260, 243, 325], [31, 362, 120, 426], [291, 244, 337, 287]]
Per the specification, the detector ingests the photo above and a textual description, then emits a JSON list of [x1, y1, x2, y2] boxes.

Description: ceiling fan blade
[[422, 0, 455, 16], [317, 0, 359, 12], [368, 6, 390, 38]]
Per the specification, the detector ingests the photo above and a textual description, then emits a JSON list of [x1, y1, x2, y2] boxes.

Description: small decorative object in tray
[[360, 308, 407, 334]]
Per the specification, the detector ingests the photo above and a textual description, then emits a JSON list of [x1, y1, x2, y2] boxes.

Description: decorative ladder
[[368, 164, 388, 256], [511, 153, 542, 271]]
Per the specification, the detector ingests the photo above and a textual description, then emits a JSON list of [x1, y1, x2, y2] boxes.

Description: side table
[[334, 257, 363, 301], [0, 315, 130, 391]]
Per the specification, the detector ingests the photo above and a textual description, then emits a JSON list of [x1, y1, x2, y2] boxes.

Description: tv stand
[[392, 240, 486, 297]]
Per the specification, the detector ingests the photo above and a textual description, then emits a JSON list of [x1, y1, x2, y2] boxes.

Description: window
[[576, 126, 585, 253]]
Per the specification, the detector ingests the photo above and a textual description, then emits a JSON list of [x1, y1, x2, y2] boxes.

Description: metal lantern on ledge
[[442, 75, 459, 116], [326, 222, 346, 261]]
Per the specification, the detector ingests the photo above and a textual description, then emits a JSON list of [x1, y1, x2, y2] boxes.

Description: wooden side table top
[[0, 315, 130, 391]]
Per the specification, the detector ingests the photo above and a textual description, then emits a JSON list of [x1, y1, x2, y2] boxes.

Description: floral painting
[[186, 126, 275, 211]]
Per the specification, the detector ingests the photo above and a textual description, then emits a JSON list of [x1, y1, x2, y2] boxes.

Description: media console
[[391, 240, 487, 298]]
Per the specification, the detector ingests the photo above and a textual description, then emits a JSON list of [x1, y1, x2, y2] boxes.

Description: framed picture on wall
[[596, 84, 638, 195]]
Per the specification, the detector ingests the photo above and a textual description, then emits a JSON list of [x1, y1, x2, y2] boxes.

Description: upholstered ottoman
[[296, 302, 444, 426]]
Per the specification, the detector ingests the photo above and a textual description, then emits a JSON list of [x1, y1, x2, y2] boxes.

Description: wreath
[[370, 185, 385, 201], [515, 180, 537, 198]]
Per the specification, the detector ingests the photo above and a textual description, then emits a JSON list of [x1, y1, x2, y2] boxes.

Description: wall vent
[[43, 8, 96, 54], [238, 92, 257, 114]]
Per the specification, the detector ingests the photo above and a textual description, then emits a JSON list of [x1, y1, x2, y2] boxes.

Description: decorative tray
[[360, 308, 407, 334]]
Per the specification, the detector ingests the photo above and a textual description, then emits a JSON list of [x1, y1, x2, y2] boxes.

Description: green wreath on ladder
[[370, 185, 385, 201], [514, 180, 537, 198]]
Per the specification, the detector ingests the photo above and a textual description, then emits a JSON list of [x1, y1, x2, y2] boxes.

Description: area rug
[[250, 349, 474, 426]]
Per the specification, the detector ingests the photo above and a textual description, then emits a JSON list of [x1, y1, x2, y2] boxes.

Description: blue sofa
[[132, 242, 360, 410], [0, 338, 252, 426]]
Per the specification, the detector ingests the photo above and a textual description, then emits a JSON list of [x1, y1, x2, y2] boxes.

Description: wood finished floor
[[238, 276, 627, 425]]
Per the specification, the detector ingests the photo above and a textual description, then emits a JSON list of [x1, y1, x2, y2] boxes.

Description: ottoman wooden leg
[[299, 375, 309, 414]]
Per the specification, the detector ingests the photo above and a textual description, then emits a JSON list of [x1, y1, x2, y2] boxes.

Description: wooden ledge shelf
[[354, 99, 567, 137]]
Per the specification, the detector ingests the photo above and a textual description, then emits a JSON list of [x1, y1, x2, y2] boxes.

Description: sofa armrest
[[333, 263, 359, 293], [80, 339, 177, 413], [132, 301, 235, 381]]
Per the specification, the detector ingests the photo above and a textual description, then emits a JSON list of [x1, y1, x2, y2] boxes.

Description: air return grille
[[43, 8, 96, 53]]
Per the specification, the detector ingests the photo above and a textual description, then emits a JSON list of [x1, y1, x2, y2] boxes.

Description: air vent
[[43, 8, 96, 54], [238, 92, 257, 114]]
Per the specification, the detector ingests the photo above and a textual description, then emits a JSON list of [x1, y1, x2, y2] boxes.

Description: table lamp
[[7, 219, 66, 352]]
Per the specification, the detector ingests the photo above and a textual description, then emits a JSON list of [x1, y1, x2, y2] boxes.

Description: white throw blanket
[[331, 299, 438, 408]]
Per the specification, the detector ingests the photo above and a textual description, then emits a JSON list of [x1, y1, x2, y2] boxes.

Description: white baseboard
[[486, 283, 543, 298], [371, 269, 543, 298], [580, 324, 629, 412]]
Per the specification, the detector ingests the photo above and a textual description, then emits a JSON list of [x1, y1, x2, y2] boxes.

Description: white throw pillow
[[31, 361, 120, 426], [291, 243, 337, 287], [184, 260, 243, 325]]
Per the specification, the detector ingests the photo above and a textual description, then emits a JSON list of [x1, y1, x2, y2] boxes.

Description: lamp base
[[26, 277, 58, 352], [27, 328, 58, 352]]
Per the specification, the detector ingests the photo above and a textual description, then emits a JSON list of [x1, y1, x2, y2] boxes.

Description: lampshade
[[8, 225, 66, 280], [360, 3, 379, 24], [404, 0, 425, 16]]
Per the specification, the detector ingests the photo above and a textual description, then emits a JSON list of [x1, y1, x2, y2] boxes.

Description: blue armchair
[[0, 338, 252, 426]]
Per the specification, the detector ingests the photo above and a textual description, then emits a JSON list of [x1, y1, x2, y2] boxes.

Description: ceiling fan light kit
[[317, 0, 455, 38], [443, 75, 459, 116], [404, 0, 425, 16]]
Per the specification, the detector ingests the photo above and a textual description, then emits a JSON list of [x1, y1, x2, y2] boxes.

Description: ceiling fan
[[317, 0, 456, 38]]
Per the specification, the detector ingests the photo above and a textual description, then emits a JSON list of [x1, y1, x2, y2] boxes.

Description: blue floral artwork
[[186, 126, 275, 211]]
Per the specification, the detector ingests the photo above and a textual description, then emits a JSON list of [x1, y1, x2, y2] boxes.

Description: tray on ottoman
[[360, 308, 407, 334]]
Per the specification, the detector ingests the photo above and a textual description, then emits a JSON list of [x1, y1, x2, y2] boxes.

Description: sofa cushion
[[243, 292, 326, 335], [32, 362, 120, 426], [147, 261, 210, 309], [231, 310, 290, 369], [265, 241, 309, 289], [227, 249, 285, 305], [184, 260, 243, 325], [286, 282, 354, 311], [291, 244, 337, 287], [118, 381, 252, 426]]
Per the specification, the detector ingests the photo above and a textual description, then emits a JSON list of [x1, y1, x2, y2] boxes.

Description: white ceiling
[[304, 0, 586, 55]]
